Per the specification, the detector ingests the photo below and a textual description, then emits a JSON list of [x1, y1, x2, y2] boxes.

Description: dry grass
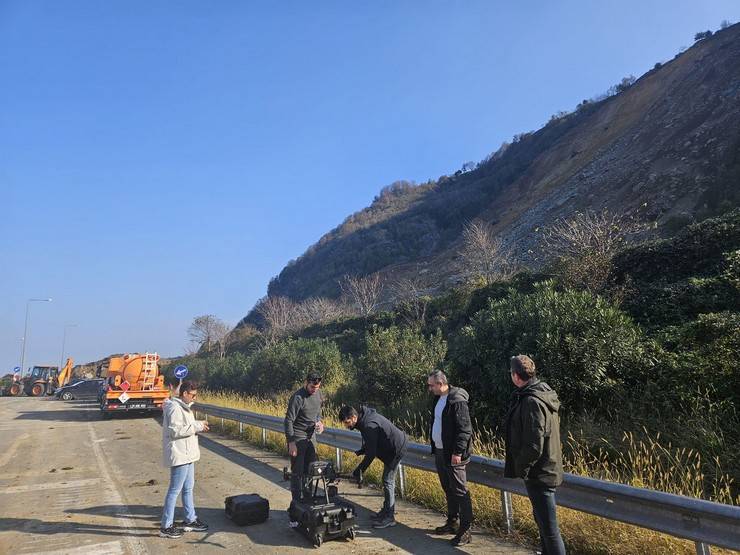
[[198, 391, 737, 555]]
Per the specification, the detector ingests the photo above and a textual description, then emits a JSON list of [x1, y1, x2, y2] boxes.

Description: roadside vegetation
[[164, 209, 740, 554], [196, 390, 736, 555]]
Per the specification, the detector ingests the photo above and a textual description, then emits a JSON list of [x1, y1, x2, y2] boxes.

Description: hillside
[[252, 24, 739, 314]]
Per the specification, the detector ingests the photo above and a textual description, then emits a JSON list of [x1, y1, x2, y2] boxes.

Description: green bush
[[360, 325, 447, 411], [449, 281, 654, 418], [249, 338, 346, 395], [657, 312, 740, 407], [206, 353, 253, 392]]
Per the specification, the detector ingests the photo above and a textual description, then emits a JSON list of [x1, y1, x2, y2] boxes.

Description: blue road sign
[[174, 365, 189, 379], [13, 366, 20, 373]]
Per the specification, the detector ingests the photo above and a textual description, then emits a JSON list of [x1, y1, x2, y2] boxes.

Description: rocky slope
[[257, 24, 740, 312]]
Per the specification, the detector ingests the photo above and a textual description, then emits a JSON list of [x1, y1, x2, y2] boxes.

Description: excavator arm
[[57, 358, 74, 388]]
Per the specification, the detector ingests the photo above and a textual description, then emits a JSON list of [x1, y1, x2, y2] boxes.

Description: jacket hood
[[446, 386, 469, 404], [517, 380, 560, 413], [356, 405, 376, 429], [171, 397, 193, 411]]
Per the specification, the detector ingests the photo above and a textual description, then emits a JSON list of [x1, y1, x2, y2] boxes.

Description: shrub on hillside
[[360, 325, 447, 410], [249, 338, 346, 395], [450, 281, 654, 419], [205, 353, 253, 391], [657, 311, 740, 408]]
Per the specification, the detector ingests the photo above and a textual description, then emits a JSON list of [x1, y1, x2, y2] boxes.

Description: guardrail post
[[501, 490, 514, 534], [239, 421, 243, 435], [336, 448, 343, 471], [261, 427, 267, 447], [398, 464, 406, 499], [695, 542, 711, 555], [220, 417, 224, 431]]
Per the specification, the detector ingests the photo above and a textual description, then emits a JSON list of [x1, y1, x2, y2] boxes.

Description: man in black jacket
[[340, 405, 407, 529], [504, 355, 565, 555], [427, 369, 474, 546]]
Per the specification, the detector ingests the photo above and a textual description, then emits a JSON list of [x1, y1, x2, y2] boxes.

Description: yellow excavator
[[9, 357, 74, 396]]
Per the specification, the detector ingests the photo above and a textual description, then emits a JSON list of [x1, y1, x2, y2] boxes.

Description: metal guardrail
[[193, 402, 740, 553]]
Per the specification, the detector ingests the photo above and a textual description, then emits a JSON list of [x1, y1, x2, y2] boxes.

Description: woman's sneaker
[[181, 519, 208, 532], [159, 526, 184, 539]]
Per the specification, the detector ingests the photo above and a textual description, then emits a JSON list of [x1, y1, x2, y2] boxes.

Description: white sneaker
[[288, 520, 300, 528]]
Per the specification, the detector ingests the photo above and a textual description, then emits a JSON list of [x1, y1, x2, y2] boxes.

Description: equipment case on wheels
[[284, 460, 357, 547], [225, 493, 270, 525]]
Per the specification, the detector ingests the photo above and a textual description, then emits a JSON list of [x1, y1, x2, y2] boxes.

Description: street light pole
[[19, 298, 52, 375], [60, 323, 77, 370]]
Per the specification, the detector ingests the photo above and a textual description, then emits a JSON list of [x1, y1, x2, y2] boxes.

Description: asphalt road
[[0, 396, 530, 555]]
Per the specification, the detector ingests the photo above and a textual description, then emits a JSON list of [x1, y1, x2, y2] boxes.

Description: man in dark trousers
[[427, 369, 474, 546], [284, 372, 325, 526], [505, 355, 566, 555], [339, 405, 408, 529]]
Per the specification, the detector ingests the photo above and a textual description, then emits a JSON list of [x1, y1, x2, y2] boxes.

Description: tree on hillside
[[295, 297, 348, 328], [392, 276, 431, 327], [608, 75, 636, 96], [223, 324, 264, 356], [540, 209, 649, 294], [694, 30, 713, 41], [458, 219, 514, 284], [255, 296, 296, 345], [188, 315, 230, 357], [340, 273, 385, 317]]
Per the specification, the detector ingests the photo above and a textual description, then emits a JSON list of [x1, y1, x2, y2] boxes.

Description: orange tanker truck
[[99, 352, 170, 415]]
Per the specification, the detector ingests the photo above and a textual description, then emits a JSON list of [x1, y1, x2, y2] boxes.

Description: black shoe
[[371, 508, 387, 521], [372, 515, 397, 529], [159, 526, 184, 538], [434, 519, 459, 535], [181, 519, 208, 532], [450, 527, 472, 546]]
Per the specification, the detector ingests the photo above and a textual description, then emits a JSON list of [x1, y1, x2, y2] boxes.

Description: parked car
[[55, 378, 105, 401]]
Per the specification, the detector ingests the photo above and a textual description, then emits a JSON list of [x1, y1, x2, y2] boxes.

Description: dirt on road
[[0, 397, 530, 555]]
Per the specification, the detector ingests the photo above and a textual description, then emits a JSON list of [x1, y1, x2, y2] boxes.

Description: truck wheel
[[347, 527, 356, 540], [9, 383, 21, 396], [31, 383, 44, 396], [312, 534, 322, 548], [61, 391, 73, 401]]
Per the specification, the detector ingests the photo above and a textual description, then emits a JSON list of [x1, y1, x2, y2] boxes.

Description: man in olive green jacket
[[504, 355, 565, 555]]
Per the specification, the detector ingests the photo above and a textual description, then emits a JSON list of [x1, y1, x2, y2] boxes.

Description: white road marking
[[87, 423, 149, 554], [25, 540, 124, 555], [0, 478, 101, 494]]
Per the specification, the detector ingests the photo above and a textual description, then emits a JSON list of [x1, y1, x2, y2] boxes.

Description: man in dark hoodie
[[339, 405, 407, 529], [504, 355, 566, 555], [427, 369, 474, 546]]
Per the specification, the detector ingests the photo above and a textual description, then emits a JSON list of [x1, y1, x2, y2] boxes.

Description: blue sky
[[1, 1, 737, 371]]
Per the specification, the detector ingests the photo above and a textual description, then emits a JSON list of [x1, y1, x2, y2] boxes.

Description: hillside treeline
[[164, 209, 740, 497]]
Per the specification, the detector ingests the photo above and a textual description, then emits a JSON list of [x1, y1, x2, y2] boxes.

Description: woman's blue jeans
[[161, 463, 196, 529]]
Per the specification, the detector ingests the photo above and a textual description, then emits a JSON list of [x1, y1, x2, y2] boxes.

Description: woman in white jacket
[[160, 380, 210, 538]]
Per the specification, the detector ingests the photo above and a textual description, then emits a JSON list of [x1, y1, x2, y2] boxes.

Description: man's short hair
[[306, 372, 322, 384], [338, 405, 358, 421], [427, 369, 448, 385], [180, 380, 198, 394], [510, 355, 536, 380]]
